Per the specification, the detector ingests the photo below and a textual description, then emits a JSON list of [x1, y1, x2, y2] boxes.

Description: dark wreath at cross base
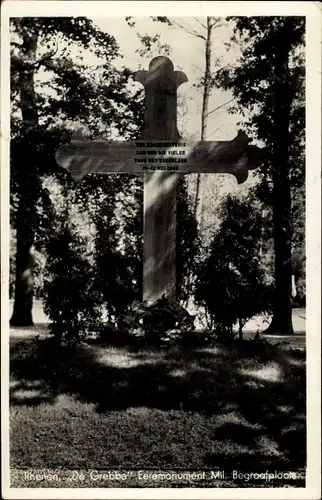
[[119, 295, 196, 342]]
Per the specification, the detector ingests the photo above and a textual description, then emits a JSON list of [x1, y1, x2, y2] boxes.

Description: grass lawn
[[9, 331, 306, 488]]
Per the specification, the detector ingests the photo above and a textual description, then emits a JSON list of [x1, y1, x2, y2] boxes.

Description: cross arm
[[182, 131, 264, 183], [56, 129, 264, 184], [55, 130, 138, 182]]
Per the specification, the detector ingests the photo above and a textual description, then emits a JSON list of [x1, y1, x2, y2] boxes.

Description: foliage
[[176, 177, 201, 303], [40, 170, 140, 341], [195, 194, 273, 339], [213, 16, 305, 237], [136, 33, 171, 58], [43, 226, 102, 342], [10, 16, 144, 325], [41, 180, 103, 341], [212, 16, 305, 333], [92, 174, 143, 323]]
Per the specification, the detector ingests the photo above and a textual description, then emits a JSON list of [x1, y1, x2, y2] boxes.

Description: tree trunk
[[10, 29, 38, 327], [193, 16, 213, 221], [238, 319, 243, 341], [266, 21, 294, 335], [186, 17, 213, 311], [10, 198, 35, 326]]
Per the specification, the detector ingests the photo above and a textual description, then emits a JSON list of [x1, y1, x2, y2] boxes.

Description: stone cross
[[56, 56, 263, 305]]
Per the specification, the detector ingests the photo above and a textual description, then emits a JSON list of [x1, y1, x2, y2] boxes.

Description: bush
[[43, 226, 103, 341], [195, 194, 273, 339]]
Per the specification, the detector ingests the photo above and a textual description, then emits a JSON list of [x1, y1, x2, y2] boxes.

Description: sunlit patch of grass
[[244, 380, 264, 389], [281, 424, 301, 434], [255, 435, 282, 457], [13, 388, 45, 401], [277, 405, 292, 414], [96, 350, 142, 368], [285, 355, 306, 367], [169, 368, 186, 378], [54, 394, 96, 412], [194, 346, 222, 355], [240, 362, 283, 383], [216, 411, 262, 430], [96, 347, 164, 368], [213, 438, 255, 455], [10, 380, 23, 390]]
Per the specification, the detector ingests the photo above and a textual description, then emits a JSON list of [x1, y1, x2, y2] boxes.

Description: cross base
[[123, 295, 195, 341]]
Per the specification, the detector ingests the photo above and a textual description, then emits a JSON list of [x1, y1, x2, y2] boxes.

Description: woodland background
[[9, 16, 305, 338], [7, 15, 308, 487]]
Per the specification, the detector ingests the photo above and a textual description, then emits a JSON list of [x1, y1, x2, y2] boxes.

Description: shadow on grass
[[10, 336, 306, 472]]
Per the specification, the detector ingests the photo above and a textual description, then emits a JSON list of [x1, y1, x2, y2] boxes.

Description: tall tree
[[10, 17, 139, 326], [149, 16, 233, 223], [10, 21, 39, 325], [194, 16, 215, 220], [126, 16, 235, 226], [214, 17, 305, 334]]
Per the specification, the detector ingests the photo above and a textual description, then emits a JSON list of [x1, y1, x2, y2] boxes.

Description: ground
[[9, 301, 306, 488]]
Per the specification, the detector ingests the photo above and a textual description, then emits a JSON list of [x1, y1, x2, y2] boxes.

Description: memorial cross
[[56, 56, 263, 305]]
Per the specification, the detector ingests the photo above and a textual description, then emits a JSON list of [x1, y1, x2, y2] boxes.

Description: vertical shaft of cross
[[134, 57, 188, 303], [143, 172, 179, 303]]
